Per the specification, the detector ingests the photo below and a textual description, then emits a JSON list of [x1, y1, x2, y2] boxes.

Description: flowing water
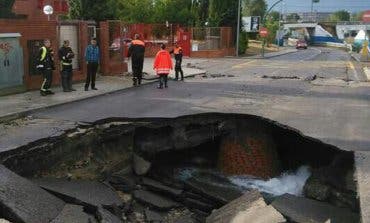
[[230, 166, 311, 197], [177, 166, 311, 197]]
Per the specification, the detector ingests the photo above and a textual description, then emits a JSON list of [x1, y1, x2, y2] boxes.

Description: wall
[[0, 19, 90, 90]]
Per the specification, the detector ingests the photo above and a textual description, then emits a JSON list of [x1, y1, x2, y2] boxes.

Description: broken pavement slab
[[32, 179, 124, 209], [0, 165, 65, 223], [184, 177, 243, 206], [133, 190, 181, 211], [206, 190, 285, 223], [97, 206, 122, 223], [51, 204, 97, 223], [271, 193, 359, 223], [141, 177, 183, 198]]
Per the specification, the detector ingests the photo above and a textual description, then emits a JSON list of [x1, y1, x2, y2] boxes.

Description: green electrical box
[[0, 33, 24, 90]]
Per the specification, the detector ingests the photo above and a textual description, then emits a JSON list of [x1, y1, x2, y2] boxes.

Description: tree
[[243, 0, 267, 18], [67, 0, 81, 19], [191, 0, 209, 26], [268, 11, 280, 22], [208, 0, 239, 28], [68, 0, 118, 21], [0, 0, 16, 18], [115, 0, 154, 23], [329, 10, 350, 22], [351, 11, 364, 21], [286, 13, 300, 22]]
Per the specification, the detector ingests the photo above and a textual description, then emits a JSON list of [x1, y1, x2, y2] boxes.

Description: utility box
[[0, 33, 24, 91]]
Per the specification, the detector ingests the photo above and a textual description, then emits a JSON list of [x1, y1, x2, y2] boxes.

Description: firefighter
[[154, 44, 173, 89], [170, 42, 184, 81], [128, 34, 145, 86], [36, 39, 55, 96], [58, 40, 75, 92]]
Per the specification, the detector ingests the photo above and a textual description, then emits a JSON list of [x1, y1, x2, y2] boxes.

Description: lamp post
[[236, 0, 242, 57], [261, 0, 283, 57]]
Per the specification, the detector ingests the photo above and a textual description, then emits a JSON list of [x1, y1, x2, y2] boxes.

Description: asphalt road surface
[[1, 47, 370, 153]]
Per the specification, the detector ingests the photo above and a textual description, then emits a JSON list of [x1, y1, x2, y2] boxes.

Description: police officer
[[128, 34, 145, 86], [58, 40, 75, 92], [170, 42, 184, 81], [36, 39, 55, 96]]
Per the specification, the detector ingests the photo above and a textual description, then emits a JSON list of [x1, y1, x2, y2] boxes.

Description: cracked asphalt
[[1, 47, 370, 152]]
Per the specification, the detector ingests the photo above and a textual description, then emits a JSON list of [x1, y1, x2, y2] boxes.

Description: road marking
[[232, 60, 256, 69]]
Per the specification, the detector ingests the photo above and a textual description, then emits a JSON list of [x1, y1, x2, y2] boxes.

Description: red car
[[296, 39, 308, 49]]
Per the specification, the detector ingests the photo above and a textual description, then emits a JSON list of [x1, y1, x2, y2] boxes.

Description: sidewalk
[[247, 48, 298, 59], [0, 58, 205, 122]]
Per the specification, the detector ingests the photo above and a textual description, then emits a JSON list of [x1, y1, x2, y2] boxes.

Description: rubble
[[271, 193, 359, 223], [0, 165, 65, 223], [33, 179, 124, 209]]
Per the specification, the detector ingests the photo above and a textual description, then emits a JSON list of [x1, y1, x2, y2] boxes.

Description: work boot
[[92, 87, 98, 90], [46, 90, 55, 95], [40, 90, 47, 96], [70, 88, 76, 91]]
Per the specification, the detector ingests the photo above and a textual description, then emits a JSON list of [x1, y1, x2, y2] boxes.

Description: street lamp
[[43, 5, 53, 21], [261, 0, 284, 57]]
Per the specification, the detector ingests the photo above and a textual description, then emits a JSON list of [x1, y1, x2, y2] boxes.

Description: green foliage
[[116, 0, 155, 23], [243, 0, 267, 18], [351, 12, 364, 22], [268, 11, 280, 22], [265, 19, 279, 44], [0, 0, 16, 18], [238, 31, 248, 55], [285, 13, 300, 22], [68, 0, 117, 21], [329, 10, 350, 22], [67, 0, 81, 19], [208, 0, 239, 27]]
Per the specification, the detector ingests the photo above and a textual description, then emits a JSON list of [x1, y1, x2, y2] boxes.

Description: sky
[[266, 0, 370, 13]]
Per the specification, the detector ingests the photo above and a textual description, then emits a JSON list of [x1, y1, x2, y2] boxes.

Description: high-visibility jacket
[[154, 50, 173, 75], [36, 46, 55, 70], [170, 46, 183, 61]]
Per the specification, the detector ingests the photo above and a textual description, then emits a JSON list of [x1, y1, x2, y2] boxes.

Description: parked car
[[296, 39, 308, 49]]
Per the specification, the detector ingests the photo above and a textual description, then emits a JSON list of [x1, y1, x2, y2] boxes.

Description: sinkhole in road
[[1, 113, 359, 222]]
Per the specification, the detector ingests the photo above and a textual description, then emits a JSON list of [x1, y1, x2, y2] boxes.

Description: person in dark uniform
[[128, 34, 145, 86], [58, 40, 75, 92], [170, 42, 184, 81], [84, 38, 100, 91], [36, 39, 55, 96]]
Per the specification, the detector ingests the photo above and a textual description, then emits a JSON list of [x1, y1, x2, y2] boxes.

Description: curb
[[0, 80, 156, 123], [0, 71, 206, 123], [247, 49, 298, 59], [364, 67, 370, 81]]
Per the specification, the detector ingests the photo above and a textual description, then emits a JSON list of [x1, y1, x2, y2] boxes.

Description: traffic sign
[[242, 16, 260, 33], [259, 27, 268, 38], [363, 10, 370, 23]]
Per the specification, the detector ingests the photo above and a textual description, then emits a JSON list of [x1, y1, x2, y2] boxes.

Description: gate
[[177, 29, 190, 57], [0, 33, 24, 90]]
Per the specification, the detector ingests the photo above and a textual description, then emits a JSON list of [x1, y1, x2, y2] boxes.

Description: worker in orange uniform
[[128, 34, 145, 86], [170, 42, 184, 81], [154, 44, 173, 89]]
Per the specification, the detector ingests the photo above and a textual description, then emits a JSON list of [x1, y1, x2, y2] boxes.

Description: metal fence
[[107, 21, 177, 58], [191, 27, 234, 51]]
